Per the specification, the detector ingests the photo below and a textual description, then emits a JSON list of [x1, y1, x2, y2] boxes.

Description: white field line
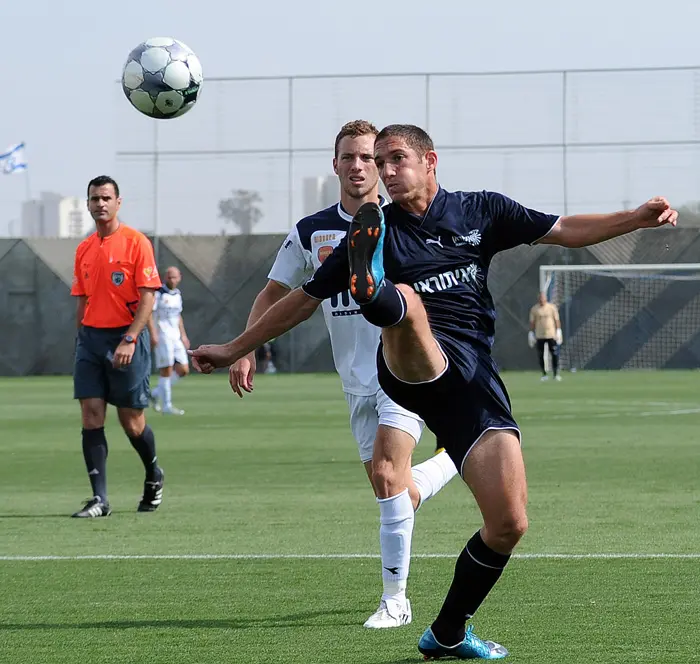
[[1, 553, 699, 562], [553, 400, 695, 407], [520, 407, 700, 421]]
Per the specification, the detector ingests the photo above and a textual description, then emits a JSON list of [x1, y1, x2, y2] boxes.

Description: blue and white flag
[[0, 142, 28, 175]]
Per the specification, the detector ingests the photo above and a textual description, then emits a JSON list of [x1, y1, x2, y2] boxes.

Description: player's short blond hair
[[334, 120, 379, 157]]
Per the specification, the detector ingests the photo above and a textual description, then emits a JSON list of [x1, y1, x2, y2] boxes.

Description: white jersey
[[152, 287, 183, 340], [268, 201, 385, 396]]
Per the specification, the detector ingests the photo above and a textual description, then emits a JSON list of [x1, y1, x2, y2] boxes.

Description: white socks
[[378, 488, 414, 603], [375, 451, 458, 606], [158, 376, 172, 408], [411, 449, 459, 511]]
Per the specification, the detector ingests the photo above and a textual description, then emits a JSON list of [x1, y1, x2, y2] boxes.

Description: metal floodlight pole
[[153, 121, 160, 264]]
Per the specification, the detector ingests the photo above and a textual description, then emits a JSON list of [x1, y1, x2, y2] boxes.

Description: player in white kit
[[226, 121, 458, 628], [149, 266, 190, 415]]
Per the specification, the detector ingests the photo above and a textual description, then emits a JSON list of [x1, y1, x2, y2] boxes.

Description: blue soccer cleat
[[348, 202, 386, 304], [418, 625, 509, 660]]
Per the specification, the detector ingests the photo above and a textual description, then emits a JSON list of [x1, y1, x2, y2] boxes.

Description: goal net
[[539, 263, 700, 370]]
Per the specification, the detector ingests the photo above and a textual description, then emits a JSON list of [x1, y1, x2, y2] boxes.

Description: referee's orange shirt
[[71, 224, 162, 328]]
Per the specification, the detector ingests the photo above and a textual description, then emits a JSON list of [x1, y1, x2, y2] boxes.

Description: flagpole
[[24, 164, 32, 202], [0, 142, 30, 200], [1, 143, 31, 237], [153, 122, 160, 264]]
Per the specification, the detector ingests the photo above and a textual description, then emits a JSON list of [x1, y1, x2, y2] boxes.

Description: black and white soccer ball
[[122, 37, 203, 119]]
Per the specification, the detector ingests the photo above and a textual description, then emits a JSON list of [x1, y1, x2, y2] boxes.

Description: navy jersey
[[302, 187, 559, 357]]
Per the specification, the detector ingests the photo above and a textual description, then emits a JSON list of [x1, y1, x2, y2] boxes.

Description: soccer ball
[[122, 37, 203, 119]]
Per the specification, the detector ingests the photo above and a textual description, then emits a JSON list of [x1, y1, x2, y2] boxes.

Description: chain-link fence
[[2, 227, 699, 376], [3, 66, 700, 375], [113, 67, 700, 238]]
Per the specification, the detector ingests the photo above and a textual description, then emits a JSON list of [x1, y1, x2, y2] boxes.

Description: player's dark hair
[[87, 175, 120, 198], [334, 120, 379, 157], [376, 124, 435, 159]]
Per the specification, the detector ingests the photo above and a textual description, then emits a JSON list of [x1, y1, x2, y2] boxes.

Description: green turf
[[1, 371, 699, 663]]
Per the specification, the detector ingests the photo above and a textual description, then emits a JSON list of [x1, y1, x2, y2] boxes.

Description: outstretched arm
[[229, 280, 292, 396], [189, 288, 320, 373], [539, 197, 678, 249], [190, 235, 349, 374]]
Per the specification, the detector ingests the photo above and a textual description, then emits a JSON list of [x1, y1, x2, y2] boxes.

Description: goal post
[[538, 263, 700, 371]]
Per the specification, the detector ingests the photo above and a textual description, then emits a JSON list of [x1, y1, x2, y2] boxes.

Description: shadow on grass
[[0, 609, 362, 631], [0, 514, 73, 519]]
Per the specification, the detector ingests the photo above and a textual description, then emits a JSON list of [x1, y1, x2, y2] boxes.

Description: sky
[[1, 0, 700, 236]]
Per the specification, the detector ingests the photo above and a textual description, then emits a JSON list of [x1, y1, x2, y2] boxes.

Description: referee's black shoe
[[72, 496, 111, 518], [138, 467, 164, 512]]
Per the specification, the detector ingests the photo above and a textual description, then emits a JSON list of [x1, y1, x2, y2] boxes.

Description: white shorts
[[154, 337, 188, 369], [344, 389, 424, 463]]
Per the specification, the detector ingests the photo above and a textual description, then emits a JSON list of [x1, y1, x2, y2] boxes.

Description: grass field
[[1, 371, 699, 663]]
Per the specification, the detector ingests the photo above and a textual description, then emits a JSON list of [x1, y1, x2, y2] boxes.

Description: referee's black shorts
[[73, 326, 151, 409]]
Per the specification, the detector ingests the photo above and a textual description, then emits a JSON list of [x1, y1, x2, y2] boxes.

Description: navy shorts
[[377, 339, 520, 474], [73, 326, 152, 409]]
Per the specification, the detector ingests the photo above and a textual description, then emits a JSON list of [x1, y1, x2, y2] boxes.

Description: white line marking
[[554, 400, 694, 408], [521, 407, 700, 421], [0, 553, 698, 562]]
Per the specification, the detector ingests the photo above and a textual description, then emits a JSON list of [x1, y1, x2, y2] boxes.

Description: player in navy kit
[[190, 124, 678, 659], [226, 120, 457, 629]]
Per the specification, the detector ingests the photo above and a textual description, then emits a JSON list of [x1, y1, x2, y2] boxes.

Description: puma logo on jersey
[[413, 263, 482, 294], [452, 230, 482, 246], [426, 237, 444, 249]]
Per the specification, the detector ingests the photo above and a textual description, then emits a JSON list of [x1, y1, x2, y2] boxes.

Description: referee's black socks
[[128, 425, 159, 480], [82, 427, 108, 501]]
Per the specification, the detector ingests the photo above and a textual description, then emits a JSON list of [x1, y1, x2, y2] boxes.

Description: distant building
[[320, 176, 339, 209], [303, 175, 339, 216], [22, 193, 92, 238], [302, 175, 390, 217], [302, 177, 325, 217]]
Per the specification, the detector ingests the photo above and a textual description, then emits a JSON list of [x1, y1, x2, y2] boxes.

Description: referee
[[70, 175, 165, 518]]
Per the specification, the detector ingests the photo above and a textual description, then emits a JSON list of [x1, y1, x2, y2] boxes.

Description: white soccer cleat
[[363, 598, 412, 629], [162, 406, 185, 415], [555, 374, 562, 382], [540, 375, 549, 382]]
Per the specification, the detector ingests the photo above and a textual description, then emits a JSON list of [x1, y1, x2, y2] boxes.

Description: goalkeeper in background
[[528, 292, 563, 381]]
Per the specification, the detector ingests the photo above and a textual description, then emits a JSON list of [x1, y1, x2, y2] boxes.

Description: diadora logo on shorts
[[452, 230, 482, 247], [413, 263, 483, 294]]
